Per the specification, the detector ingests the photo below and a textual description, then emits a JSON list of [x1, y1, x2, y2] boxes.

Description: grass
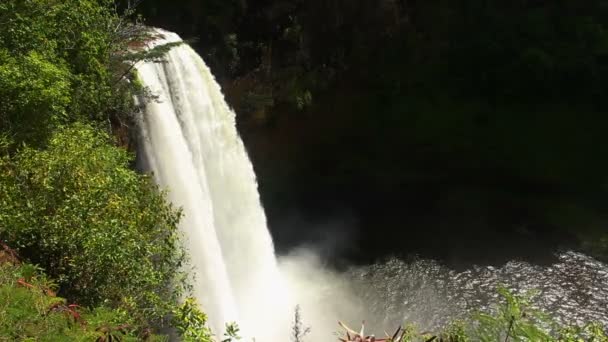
[[0, 261, 165, 341]]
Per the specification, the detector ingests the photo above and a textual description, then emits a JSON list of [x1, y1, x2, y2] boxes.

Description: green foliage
[[171, 298, 214, 342], [389, 288, 608, 342], [470, 287, 552, 341], [559, 323, 608, 342], [0, 49, 71, 145], [459, 288, 607, 341], [441, 321, 469, 342], [0, 262, 166, 341], [0, 0, 142, 146], [0, 0, 202, 336], [0, 0, 110, 140], [121, 41, 184, 63], [0, 124, 184, 326], [170, 298, 243, 342], [222, 322, 242, 342]]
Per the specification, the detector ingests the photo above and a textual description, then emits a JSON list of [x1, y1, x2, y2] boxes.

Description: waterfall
[[133, 28, 608, 341], [135, 30, 292, 340]]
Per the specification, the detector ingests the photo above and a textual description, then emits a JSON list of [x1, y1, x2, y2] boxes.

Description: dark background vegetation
[[136, 0, 608, 267]]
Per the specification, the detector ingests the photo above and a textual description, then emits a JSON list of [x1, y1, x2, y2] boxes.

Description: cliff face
[[236, 86, 606, 266], [136, 1, 608, 264]]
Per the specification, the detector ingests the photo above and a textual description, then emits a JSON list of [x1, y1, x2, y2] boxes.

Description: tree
[[0, 49, 71, 145], [0, 0, 140, 147]]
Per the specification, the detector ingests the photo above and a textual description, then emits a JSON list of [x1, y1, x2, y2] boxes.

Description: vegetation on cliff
[[0, 0, 195, 339], [0, 124, 185, 326], [0, 259, 168, 341]]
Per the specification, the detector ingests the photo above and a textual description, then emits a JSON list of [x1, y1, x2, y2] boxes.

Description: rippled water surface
[[344, 251, 608, 331]]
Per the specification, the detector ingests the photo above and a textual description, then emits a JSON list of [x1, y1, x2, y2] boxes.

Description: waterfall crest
[[135, 30, 292, 339]]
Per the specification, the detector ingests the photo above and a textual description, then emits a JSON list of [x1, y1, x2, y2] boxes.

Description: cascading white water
[[133, 29, 608, 341], [136, 30, 292, 340]]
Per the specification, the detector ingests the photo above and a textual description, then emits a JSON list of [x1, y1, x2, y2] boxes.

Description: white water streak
[[136, 30, 292, 340]]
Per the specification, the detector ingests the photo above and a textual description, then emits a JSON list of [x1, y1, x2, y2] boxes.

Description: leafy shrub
[[0, 124, 184, 326], [172, 298, 214, 342], [171, 298, 242, 342], [465, 287, 607, 342], [470, 287, 553, 341]]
